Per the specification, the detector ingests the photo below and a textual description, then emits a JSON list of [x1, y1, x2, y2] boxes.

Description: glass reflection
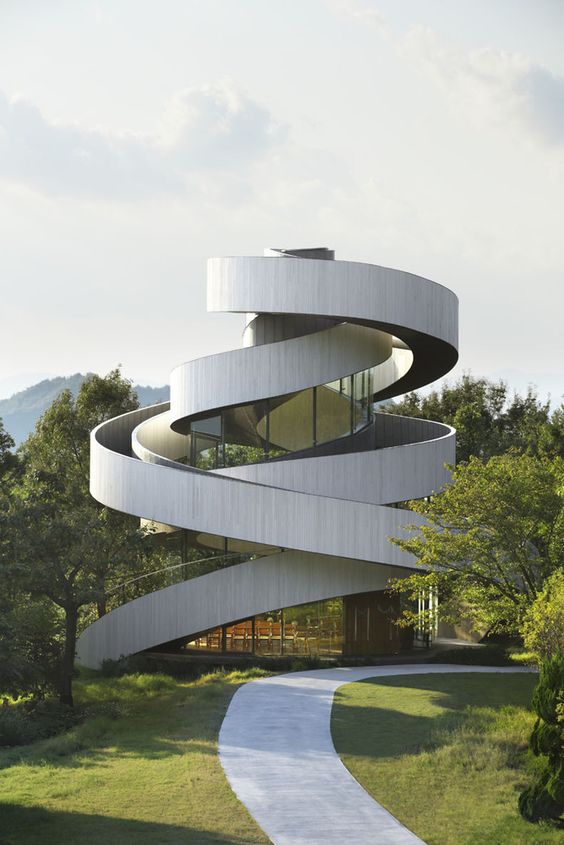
[[283, 598, 343, 655], [186, 365, 375, 470], [184, 598, 344, 656]]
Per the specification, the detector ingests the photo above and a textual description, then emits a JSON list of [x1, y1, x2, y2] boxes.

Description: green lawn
[[0, 669, 270, 845], [332, 672, 564, 845]]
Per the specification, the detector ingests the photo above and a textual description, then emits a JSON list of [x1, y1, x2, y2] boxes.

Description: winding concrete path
[[218, 664, 534, 845]]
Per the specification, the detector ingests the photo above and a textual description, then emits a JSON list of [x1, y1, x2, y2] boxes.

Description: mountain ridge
[[0, 374, 170, 446]]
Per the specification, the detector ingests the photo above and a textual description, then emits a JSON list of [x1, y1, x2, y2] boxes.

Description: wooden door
[[343, 590, 400, 655]]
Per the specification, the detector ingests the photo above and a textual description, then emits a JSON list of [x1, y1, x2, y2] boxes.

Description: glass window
[[191, 432, 220, 469], [181, 591, 407, 657], [185, 364, 375, 471], [315, 383, 353, 444], [191, 415, 222, 437], [185, 626, 222, 651], [353, 369, 371, 429], [340, 375, 352, 398], [223, 400, 269, 466], [264, 390, 313, 453], [225, 620, 254, 653], [254, 610, 283, 655], [283, 598, 343, 656]]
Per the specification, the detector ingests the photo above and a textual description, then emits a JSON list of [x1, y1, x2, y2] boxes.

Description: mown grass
[[332, 673, 564, 845], [0, 669, 271, 844]]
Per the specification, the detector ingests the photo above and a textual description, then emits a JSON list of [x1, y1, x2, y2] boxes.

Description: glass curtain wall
[[185, 599, 344, 657], [180, 590, 414, 657], [189, 414, 222, 470], [283, 598, 343, 655], [186, 366, 375, 470]]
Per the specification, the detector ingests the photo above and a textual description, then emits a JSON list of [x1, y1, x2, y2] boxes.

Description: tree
[[523, 569, 564, 661], [3, 370, 150, 706], [385, 375, 563, 463], [0, 417, 43, 698], [518, 655, 564, 823], [0, 417, 18, 477], [390, 453, 564, 637], [0, 594, 62, 700]]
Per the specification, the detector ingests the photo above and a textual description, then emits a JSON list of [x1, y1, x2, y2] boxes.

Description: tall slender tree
[[4, 370, 151, 706]]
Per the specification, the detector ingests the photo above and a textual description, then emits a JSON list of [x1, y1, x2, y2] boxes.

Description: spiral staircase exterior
[[76, 248, 458, 668]]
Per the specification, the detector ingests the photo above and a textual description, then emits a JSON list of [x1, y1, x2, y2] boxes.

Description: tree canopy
[[385, 375, 564, 463], [523, 569, 564, 661], [0, 370, 157, 706], [0, 417, 18, 477], [391, 452, 564, 637]]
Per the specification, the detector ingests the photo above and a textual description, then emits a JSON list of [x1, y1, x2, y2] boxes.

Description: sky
[[0, 0, 563, 402]]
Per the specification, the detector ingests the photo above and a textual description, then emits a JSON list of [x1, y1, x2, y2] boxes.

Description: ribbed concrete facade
[[77, 248, 458, 668]]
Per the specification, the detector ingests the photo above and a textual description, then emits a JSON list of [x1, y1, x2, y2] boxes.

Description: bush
[[523, 570, 564, 661], [0, 699, 80, 747], [99, 653, 164, 677], [0, 599, 63, 700], [0, 708, 39, 746], [427, 645, 513, 666], [519, 654, 564, 823], [99, 652, 336, 679]]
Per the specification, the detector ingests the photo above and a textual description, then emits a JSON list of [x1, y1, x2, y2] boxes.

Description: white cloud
[[0, 83, 284, 200], [518, 65, 564, 144], [399, 26, 564, 145], [330, 0, 388, 34]]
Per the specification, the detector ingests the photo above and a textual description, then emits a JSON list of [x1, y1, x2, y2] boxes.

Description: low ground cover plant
[[0, 698, 82, 747]]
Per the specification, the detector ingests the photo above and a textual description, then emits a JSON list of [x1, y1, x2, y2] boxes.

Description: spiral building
[[77, 248, 458, 668]]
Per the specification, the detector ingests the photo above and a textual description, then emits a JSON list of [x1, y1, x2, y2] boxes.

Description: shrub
[[0, 699, 80, 747], [519, 654, 564, 823], [0, 708, 38, 746], [427, 645, 513, 666], [523, 570, 564, 661], [100, 654, 161, 677], [100, 652, 335, 679], [0, 599, 63, 700]]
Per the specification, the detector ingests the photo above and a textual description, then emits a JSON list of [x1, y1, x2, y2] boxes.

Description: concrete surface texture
[[219, 664, 534, 845], [77, 248, 459, 667]]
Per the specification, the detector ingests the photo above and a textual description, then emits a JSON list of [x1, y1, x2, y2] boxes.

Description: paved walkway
[[218, 664, 533, 845]]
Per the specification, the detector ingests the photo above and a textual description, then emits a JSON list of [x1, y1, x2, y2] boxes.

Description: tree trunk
[[95, 575, 107, 618], [60, 604, 78, 708]]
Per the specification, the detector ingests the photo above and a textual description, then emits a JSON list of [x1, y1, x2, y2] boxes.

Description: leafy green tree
[[0, 417, 42, 698], [0, 596, 62, 699], [0, 417, 18, 476], [390, 453, 564, 637], [523, 569, 564, 661], [385, 375, 563, 462], [519, 655, 564, 823], [3, 370, 151, 706], [538, 404, 564, 460]]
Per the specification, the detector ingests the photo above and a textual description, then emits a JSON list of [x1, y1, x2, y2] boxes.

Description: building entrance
[[343, 590, 401, 655]]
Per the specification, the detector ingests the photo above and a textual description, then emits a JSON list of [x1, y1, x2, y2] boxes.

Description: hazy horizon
[[1, 367, 560, 408], [1, 1, 562, 397]]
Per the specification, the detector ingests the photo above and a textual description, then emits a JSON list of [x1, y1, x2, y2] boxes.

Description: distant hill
[[0, 374, 170, 446]]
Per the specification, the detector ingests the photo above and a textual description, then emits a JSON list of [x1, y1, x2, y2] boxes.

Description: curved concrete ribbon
[[77, 249, 458, 668]]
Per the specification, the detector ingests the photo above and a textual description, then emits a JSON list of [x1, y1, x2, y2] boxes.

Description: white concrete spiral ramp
[[77, 248, 459, 668], [219, 665, 534, 845]]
